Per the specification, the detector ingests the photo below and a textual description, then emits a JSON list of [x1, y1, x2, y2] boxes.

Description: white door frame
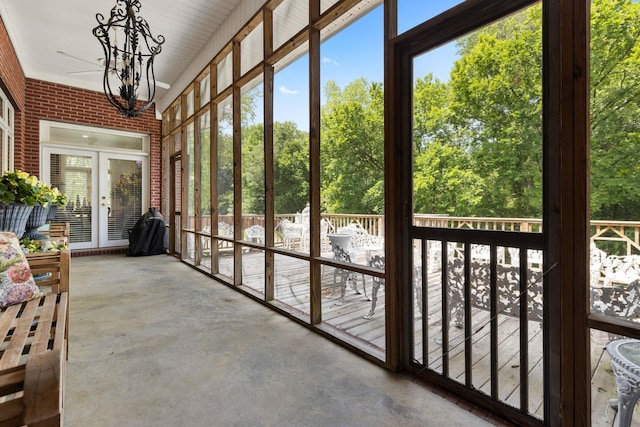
[[40, 121, 150, 250]]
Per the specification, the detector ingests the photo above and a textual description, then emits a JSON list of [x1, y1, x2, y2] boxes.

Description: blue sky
[[270, 1, 465, 131]]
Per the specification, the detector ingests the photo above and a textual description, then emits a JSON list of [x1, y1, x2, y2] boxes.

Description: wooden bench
[[38, 222, 70, 246], [0, 249, 70, 426]]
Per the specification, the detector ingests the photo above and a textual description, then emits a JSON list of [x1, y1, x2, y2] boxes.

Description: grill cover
[[127, 207, 168, 256]]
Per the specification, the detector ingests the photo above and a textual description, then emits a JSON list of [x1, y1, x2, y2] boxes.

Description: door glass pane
[[110, 159, 142, 241], [49, 153, 93, 244]]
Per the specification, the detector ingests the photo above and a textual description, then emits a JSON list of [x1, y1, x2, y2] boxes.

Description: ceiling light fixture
[[92, 0, 165, 118]]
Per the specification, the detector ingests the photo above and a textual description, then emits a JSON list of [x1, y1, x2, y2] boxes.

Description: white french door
[[42, 146, 148, 249]]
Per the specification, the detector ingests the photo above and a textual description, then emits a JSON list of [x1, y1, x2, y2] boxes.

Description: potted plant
[[46, 187, 70, 221], [0, 170, 42, 238], [23, 181, 56, 240]]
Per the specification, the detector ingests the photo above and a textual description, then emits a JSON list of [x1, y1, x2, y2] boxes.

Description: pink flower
[[0, 241, 13, 258], [7, 262, 33, 283]]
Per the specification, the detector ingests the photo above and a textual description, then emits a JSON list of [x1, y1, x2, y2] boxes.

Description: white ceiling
[[0, 0, 252, 114]]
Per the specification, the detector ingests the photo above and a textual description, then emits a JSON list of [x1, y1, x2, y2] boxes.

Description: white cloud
[[279, 85, 298, 95], [322, 56, 339, 66]]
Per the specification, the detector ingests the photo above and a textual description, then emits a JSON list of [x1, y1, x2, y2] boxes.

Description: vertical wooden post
[[264, 6, 275, 301], [543, 0, 590, 425], [309, 0, 322, 326], [211, 62, 220, 274], [180, 93, 188, 261], [384, 0, 401, 371], [232, 39, 243, 286], [193, 82, 203, 266]]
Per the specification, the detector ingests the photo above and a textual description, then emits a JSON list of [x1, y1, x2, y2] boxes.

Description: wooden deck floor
[[192, 249, 634, 426]]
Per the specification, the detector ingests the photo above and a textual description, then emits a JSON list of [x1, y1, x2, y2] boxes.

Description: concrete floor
[[65, 254, 512, 427]]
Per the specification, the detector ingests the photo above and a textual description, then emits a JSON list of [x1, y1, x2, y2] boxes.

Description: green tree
[[241, 123, 265, 214], [412, 74, 487, 215], [413, 140, 484, 215], [321, 78, 384, 214], [217, 101, 234, 215], [274, 121, 309, 214], [446, 5, 543, 217], [412, 73, 456, 153], [412, 0, 640, 220], [200, 128, 211, 216], [589, 0, 640, 219]]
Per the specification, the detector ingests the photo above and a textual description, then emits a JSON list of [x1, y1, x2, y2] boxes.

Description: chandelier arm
[[92, 0, 165, 118]]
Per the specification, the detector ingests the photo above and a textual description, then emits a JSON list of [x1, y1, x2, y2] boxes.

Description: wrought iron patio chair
[[243, 224, 265, 252], [364, 255, 385, 319], [244, 224, 265, 244], [217, 222, 234, 249], [276, 219, 302, 250], [330, 243, 367, 304], [320, 218, 334, 252]]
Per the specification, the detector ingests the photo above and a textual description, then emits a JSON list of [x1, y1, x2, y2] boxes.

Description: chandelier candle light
[[92, 0, 165, 117]]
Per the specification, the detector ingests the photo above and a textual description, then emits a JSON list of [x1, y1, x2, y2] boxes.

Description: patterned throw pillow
[[0, 231, 43, 308]]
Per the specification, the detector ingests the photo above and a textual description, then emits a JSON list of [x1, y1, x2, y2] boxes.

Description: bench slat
[[0, 299, 40, 369], [0, 250, 68, 427], [30, 295, 58, 354], [53, 293, 68, 353], [0, 304, 21, 346]]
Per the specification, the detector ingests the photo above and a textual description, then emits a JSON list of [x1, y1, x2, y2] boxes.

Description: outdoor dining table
[[607, 338, 640, 427], [327, 233, 383, 264], [327, 233, 352, 252]]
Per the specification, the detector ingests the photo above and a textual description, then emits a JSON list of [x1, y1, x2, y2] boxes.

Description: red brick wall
[[0, 16, 162, 210], [0, 16, 26, 166], [24, 79, 162, 208], [0, 16, 25, 108]]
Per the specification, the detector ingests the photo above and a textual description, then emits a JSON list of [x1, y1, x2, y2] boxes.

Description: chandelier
[[92, 0, 165, 117]]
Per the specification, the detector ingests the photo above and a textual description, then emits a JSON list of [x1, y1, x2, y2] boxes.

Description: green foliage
[[20, 237, 67, 253], [200, 129, 211, 215], [0, 170, 64, 207], [217, 131, 234, 215], [50, 187, 69, 207], [274, 121, 309, 214], [321, 78, 384, 214], [206, 0, 639, 220], [589, 0, 640, 219], [241, 123, 265, 214], [410, 0, 639, 220], [413, 141, 484, 216], [444, 5, 543, 217]]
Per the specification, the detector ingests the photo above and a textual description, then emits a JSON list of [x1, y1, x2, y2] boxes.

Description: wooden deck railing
[[178, 213, 640, 256]]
